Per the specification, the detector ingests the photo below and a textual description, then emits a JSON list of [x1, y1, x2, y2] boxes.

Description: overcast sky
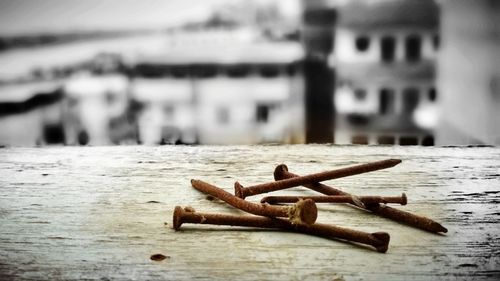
[[0, 0, 300, 35]]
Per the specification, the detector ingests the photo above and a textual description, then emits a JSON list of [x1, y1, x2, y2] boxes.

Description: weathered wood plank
[[0, 145, 499, 280]]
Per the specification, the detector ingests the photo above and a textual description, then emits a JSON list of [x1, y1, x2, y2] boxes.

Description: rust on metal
[[260, 193, 407, 206], [190, 179, 318, 225], [234, 159, 402, 199], [273, 164, 448, 233], [173, 206, 390, 253]]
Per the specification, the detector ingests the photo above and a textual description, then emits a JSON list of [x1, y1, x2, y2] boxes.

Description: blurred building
[[0, 79, 64, 146], [331, 0, 439, 145], [0, 1, 307, 146], [437, 0, 500, 145], [63, 73, 130, 145], [129, 28, 305, 145], [0, 32, 167, 146], [1, 0, 498, 146]]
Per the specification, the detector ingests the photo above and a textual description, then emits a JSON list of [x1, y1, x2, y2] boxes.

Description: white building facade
[[130, 33, 305, 145], [331, 0, 439, 145], [0, 80, 64, 146]]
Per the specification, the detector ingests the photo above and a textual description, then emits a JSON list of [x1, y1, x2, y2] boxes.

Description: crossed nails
[[173, 159, 447, 254]]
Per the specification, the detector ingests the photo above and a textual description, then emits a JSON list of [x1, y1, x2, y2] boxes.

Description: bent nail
[[191, 179, 317, 225]]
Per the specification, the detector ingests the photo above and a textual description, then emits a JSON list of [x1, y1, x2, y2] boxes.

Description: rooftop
[[133, 40, 304, 65], [338, 0, 439, 29]]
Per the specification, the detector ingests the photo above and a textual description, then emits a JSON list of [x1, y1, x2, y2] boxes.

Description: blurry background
[[0, 0, 498, 146]]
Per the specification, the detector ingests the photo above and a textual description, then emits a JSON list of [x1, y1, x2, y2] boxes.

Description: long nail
[[234, 159, 401, 199], [191, 179, 318, 225], [173, 206, 390, 253], [274, 164, 448, 233], [260, 193, 407, 206]]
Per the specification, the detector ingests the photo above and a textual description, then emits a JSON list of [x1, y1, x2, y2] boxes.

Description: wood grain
[[0, 145, 499, 280]]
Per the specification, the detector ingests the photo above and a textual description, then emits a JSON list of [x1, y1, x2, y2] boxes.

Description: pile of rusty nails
[[173, 159, 447, 253]]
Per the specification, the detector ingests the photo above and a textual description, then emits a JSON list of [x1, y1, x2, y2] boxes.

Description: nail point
[[438, 224, 448, 233], [390, 159, 402, 165]]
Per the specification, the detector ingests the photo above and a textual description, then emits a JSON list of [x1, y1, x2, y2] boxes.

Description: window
[[422, 135, 434, 146], [134, 64, 169, 78], [171, 66, 189, 78], [380, 36, 396, 63], [256, 104, 273, 123], [432, 34, 440, 50], [43, 123, 65, 144], [78, 130, 89, 145], [193, 65, 217, 78], [355, 36, 370, 52], [377, 135, 395, 145], [216, 107, 229, 125], [346, 114, 369, 126], [400, 136, 418, 146], [260, 65, 280, 78], [402, 88, 419, 113], [354, 89, 367, 101], [227, 65, 250, 78], [405, 35, 422, 62], [286, 64, 297, 76], [379, 88, 395, 115], [429, 88, 437, 101], [352, 135, 368, 145]]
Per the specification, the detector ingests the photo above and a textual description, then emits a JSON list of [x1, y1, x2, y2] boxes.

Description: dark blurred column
[[301, 2, 336, 143]]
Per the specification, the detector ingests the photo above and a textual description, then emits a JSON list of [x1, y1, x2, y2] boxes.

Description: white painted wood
[[0, 145, 498, 280]]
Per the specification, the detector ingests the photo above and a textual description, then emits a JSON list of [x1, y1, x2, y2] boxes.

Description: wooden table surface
[[0, 145, 499, 280]]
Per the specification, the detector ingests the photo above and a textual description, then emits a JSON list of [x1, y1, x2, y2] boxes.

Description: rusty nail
[[190, 179, 318, 225], [173, 206, 390, 253], [234, 159, 401, 199], [274, 164, 448, 234], [260, 193, 407, 206]]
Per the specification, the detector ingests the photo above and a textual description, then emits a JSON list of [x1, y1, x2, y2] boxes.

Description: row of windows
[[354, 33, 439, 63], [161, 103, 277, 125], [217, 104, 276, 125], [132, 64, 298, 79], [353, 87, 437, 115], [351, 134, 434, 146]]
